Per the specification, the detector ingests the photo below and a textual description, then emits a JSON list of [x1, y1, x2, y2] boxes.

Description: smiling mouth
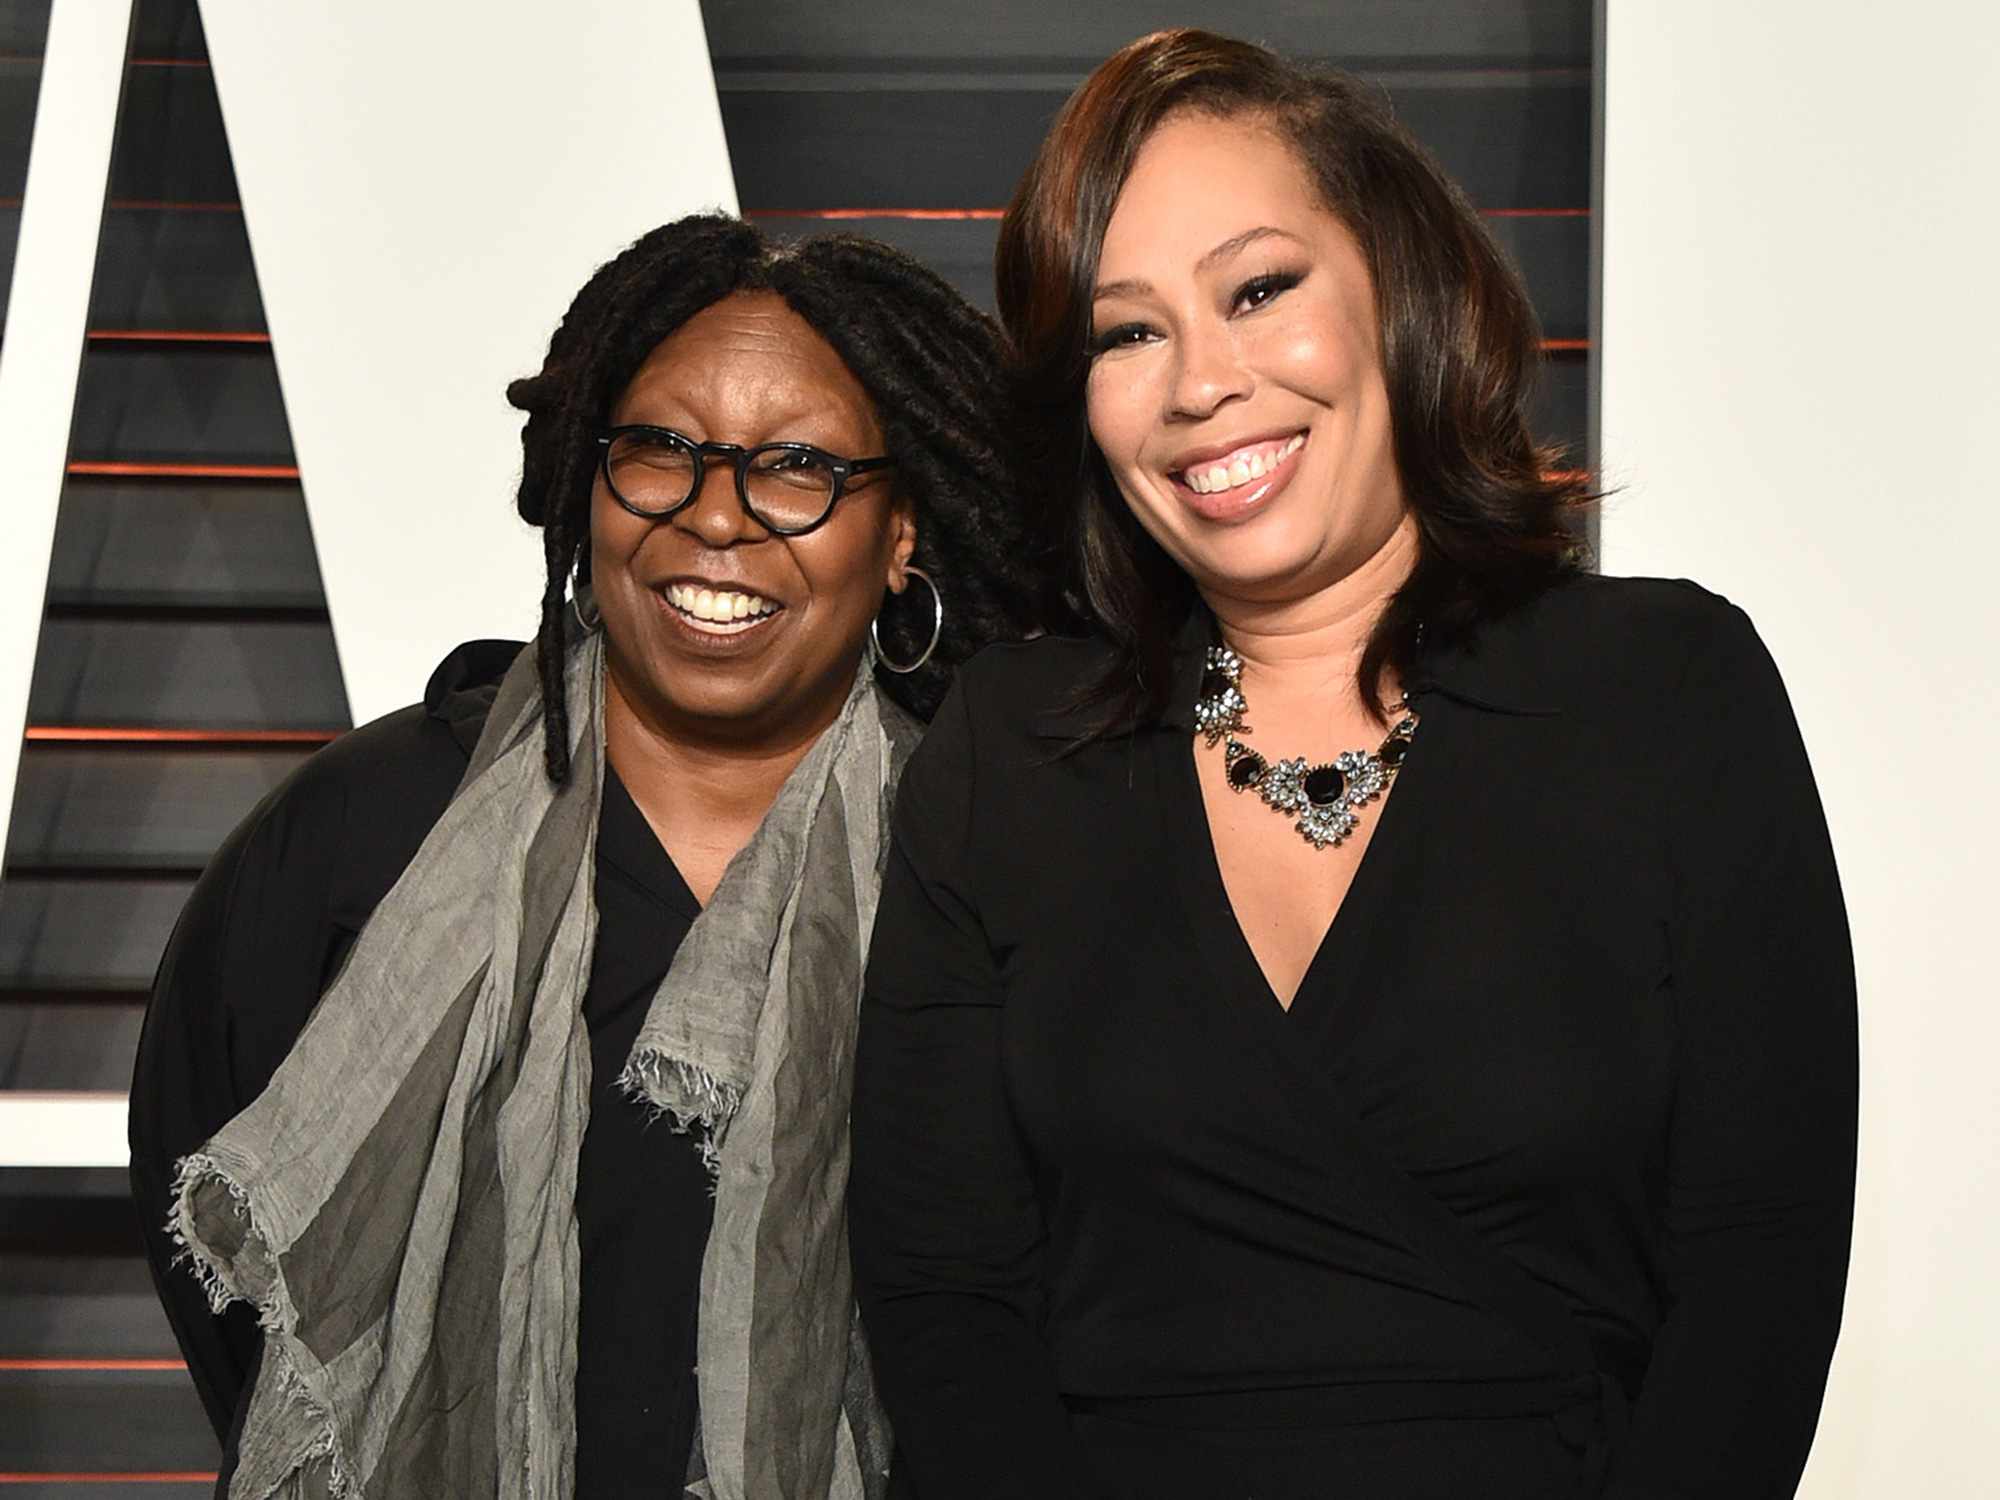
[[662, 582, 784, 636], [1172, 432, 1307, 495]]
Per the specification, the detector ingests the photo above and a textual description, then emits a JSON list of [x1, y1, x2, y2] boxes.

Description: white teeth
[[1182, 433, 1305, 495], [665, 583, 779, 627]]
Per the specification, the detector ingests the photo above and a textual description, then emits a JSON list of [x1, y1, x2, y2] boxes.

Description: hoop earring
[[871, 565, 943, 675], [569, 575, 602, 633]]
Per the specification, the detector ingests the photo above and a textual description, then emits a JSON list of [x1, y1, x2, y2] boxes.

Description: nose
[[671, 456, 768, 547], [1166, 318, 1251, 422]]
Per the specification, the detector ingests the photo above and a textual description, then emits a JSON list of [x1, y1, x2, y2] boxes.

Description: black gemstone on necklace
[[1199, 669, 1235, 701], [1227, 751, 1267, 789], [1301, 765, 1346, 805], [1380, 738, 1409, 768]]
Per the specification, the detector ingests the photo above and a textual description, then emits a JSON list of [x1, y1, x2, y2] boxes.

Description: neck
[[1202, 511, 1421, 712], [602, 666, 850, 833]]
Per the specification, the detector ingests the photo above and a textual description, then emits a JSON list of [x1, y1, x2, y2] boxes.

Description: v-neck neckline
[[1157, 711, 1430, 1042], [598, 763, 702, 922]]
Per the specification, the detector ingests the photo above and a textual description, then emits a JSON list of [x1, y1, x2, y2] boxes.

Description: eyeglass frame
[[595, 424, 895, 537]]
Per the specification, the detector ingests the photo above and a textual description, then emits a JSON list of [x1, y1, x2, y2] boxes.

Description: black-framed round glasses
[[597, 425, 894, 536]]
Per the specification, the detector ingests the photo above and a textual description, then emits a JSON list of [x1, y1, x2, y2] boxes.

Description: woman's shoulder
[[955, 632, 1114, 711], [222, 639, 519, 897], [901, 635, 1112, 797], [926, 632, 1126, 755], [1534, 570, 1747, 637], [1434, 573, 1789, 743]]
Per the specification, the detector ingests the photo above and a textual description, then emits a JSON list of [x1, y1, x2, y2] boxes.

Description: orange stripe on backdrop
[[87, 330, 270, 345], [25, 728, 339, 746], [0, 1359, 187, 1371], [103, 199, 241, 213], [0, 1476, 218, 1486], [65, 462, 299, 480]]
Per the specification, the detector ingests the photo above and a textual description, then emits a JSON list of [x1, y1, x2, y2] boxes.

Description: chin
[[1170, 514, 1337, 597]]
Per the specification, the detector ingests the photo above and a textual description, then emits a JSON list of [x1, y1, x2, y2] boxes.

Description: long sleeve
[[850, 680, 1097, 1498], [1604, 604, 1857, 1498], [127, 771, 348, 1443]]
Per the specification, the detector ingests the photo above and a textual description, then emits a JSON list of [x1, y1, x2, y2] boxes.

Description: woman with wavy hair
[[851, 30, 1854, 1500]]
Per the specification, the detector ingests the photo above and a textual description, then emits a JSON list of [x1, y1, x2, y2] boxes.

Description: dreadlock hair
[[506, 213, 1046, 782]]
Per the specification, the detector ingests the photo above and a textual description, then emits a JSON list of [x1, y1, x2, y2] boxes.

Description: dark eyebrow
[[1198, 225, 1300, 270], [1092, 276, 1150, 304], [1092, 226, 1305, 303]]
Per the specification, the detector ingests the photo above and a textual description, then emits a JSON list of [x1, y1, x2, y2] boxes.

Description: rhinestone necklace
[[1193, 645, 1418, 850]]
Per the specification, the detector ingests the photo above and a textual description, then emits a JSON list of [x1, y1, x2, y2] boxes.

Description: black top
[[852, 576, 1856, 1500], [128, 641, 715, 1497]]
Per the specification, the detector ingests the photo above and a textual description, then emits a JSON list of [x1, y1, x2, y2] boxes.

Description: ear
[[884, 497, 920, 592]]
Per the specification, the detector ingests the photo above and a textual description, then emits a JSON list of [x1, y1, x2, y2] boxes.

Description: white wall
[[200, 0, 739, 726], [1599, 4, 2000, 1493]]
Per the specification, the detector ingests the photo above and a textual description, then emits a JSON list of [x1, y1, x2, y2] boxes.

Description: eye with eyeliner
[[1233, 268, 1305, 314], [1087, 321, 1157, 356]]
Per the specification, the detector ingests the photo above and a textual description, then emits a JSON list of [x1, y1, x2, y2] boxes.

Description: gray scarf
[[170, 628, 918, 1499]]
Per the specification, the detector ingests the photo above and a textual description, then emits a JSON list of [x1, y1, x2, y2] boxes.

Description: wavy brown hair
[[995, 28, 1593, 733]]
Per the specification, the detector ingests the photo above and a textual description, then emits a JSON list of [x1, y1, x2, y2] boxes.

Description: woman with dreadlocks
[[129, 213, 1044, 1499]]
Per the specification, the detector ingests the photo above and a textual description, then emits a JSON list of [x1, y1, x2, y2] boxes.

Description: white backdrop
[[200, 0, 739, 726], [1599, 2, 2000, 1493]]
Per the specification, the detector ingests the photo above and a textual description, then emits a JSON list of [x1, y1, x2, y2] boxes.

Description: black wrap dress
[[852, 575, 1855, 1500]]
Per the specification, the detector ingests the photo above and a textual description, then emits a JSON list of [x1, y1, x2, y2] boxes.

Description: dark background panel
[[0, 1367, 219, 1471], [0, 200, 18, 330], [7, 746, 307, 871], [721, 73, 1589, 212], [1532, 351, 1589, 462], [0, 1001, 144, 1090], [48, 482, 324, 609], [70, 345, 293, 464], [0, 1170, 139, 1252], [0, 1484, 213, 1500], [0, 0, 52, 57], [27, 620, 347, 731], [129, 0, 205, 61], [0, 1253, 180, 1359], [1488, 214, 1589, 341], [88, 206, 265, 330], [108, 61, 236, 204], [0, 53, 41, 198], [0, 878, 194, 991], [698, 0, 1591, 68]]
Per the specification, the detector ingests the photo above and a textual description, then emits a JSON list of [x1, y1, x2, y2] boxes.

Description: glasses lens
[[745, 446, 839, 531], [606, 430, 697, 514]]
